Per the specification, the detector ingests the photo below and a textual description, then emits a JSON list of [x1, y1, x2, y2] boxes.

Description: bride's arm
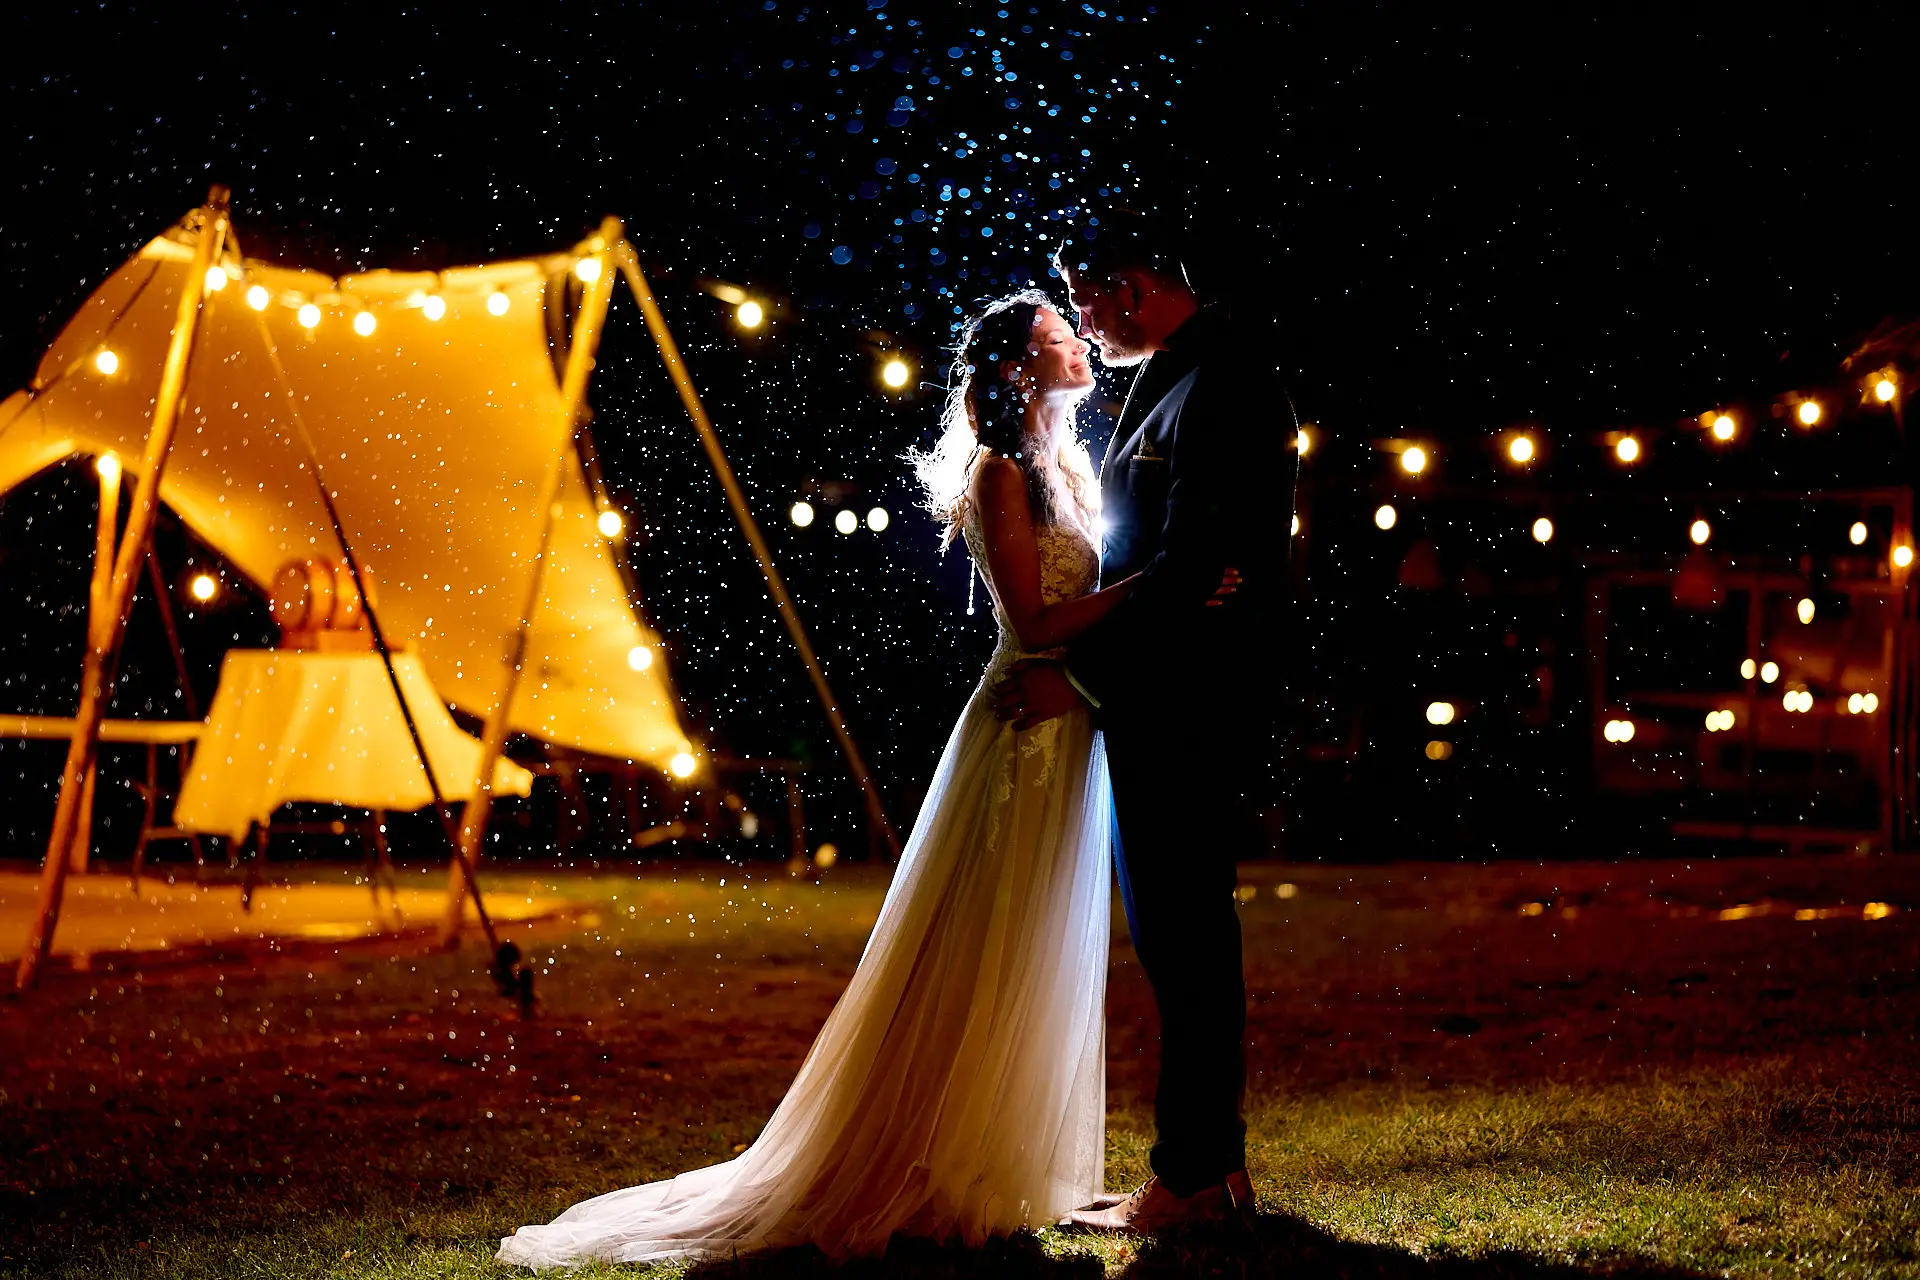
[[970, 456, 1138, 651]]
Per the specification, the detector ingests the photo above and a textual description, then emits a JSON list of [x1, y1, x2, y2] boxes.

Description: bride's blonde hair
[[908, 290, 1100, 549]]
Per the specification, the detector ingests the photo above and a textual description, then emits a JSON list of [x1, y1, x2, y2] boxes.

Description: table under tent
[[0, 190, 896, 993]]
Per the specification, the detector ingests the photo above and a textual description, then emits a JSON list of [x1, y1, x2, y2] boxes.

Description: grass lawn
[[2, 854, 1918, 1278]]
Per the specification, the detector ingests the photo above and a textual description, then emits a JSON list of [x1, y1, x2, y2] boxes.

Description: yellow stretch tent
[[7, 196, 897, 991], [0, 220, 690, 767]]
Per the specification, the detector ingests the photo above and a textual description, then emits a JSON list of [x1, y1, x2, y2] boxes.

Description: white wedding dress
[[497, 513, 1112, 1269]]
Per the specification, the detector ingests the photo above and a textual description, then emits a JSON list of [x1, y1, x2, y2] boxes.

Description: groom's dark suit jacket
[[1066, 304, 1293, 782]]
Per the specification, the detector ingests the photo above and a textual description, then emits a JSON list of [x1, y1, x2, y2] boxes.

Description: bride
[[497, 290, 1227, 1269]]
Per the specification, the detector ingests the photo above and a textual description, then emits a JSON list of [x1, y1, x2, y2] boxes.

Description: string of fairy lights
[[1302, 361, 1913, 754], [1313, 363, 1908, 557]]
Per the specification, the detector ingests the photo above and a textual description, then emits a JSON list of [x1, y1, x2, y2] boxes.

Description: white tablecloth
[[175, 650, 533, 841]]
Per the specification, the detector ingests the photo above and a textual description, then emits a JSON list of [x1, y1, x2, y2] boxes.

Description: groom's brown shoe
[[1062, 1169, 1255, 1234]]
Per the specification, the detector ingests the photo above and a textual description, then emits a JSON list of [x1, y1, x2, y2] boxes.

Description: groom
[[994, 206, 1288, 1232]]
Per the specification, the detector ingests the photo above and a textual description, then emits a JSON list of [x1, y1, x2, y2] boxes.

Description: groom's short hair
[[1052, 206, 1195, 293]]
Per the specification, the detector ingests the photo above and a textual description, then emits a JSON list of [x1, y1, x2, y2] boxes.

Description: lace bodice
[[960, 511, 1101, 663]]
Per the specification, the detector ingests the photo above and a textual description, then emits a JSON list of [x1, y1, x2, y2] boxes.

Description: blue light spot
[[803, 221, 821, 238], [947, 46, 965, 57], [1060, 49, 1074, 60], [832, 245, 853, 264], [875, 157, 897, 174], [846, 118, 864, 133]]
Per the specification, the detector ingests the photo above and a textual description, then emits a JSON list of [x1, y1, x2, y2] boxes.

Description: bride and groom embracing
[[498, 206, 1284, 1268]]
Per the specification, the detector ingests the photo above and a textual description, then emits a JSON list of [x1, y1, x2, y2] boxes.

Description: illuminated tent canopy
[[0, 219, 691, 768]]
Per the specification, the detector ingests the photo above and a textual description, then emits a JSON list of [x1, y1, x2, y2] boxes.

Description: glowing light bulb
[[834, 509, 859, 535], [296, 303, 321, 330], [486, 291, 510, 316], [92, 348, 119, 376], [246, 284, 270, 311], [1760, 661, 1780, 684], [1797, 597, 1815, 625], [1532, 516, 1554, 544], [814, 842, 839, 869], [1604, 719, 1636, 743], [1875, 377, 1897, 403], [1741, 658, 1757, 680], [790, 500, 815, 528], [1401, 446, 1427, 475], [1374, 503, 1397, 531], [1425, 740, 1453, 761], [866, 507, 890, 532], [1896, 545, 1915, 569], [1615, 436, 1640, 464], [352, 311, 376, 337], [1295, 427, 1312, 456], [1508, 435, 1535, 464], [597, 509, 623, 538], [1847, 693, 1863, 715], [737, 300, 765, 329], [574, 256, 603, 283], [668, 752, 697, 779], [1711, 413, 1736, 441], [422, 294, 447, 321], [1851, 521, 1869, 546], [1863, 692, 1879, 713], [95, 454, 121, 481], [189, 573, 218, 602], [1426, 701, 1455, 726], [204, 266, 229, 293], [1290, 514, 1301, 536], [1690, 519, 1711, 545], [1798, 399, 1822, 426], [881, 357, 911, 390], [627, 645, 653, 672]]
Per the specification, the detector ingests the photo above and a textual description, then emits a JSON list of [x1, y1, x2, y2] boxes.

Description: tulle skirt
[[496, 663, 1111, 1269]]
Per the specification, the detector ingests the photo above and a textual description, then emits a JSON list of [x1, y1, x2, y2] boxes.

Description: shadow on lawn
[[676, 1214, 1712, 1280]]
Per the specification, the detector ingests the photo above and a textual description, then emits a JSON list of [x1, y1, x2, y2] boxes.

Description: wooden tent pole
[[16, 187, 229, 991], [69, 455, 124, 873], [614, 242, 902, 862], [439, 218, 622, 945]]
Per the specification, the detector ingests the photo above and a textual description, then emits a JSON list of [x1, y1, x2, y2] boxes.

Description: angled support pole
[[439, 218, 623, 945], [16, 186, 230, 991], [614, 240, 902, 862]]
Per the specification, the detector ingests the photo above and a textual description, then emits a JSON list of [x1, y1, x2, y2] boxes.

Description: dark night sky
[[2, 4, 1916, 855]]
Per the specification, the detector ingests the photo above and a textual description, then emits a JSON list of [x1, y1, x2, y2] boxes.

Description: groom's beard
[[1089, 314, 1153, 366]]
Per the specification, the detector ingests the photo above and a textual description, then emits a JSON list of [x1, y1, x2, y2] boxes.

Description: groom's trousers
[[1105, 718, 1253, 1197]]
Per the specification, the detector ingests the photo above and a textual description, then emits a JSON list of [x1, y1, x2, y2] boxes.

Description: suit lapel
[[1102, 355, 1169, 479]]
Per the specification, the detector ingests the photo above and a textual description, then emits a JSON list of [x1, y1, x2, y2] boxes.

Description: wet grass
[[2, 855, 1918, 1277]]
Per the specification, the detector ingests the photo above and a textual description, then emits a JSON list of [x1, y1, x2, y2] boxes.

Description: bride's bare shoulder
[[967, 454, 1024, 510]]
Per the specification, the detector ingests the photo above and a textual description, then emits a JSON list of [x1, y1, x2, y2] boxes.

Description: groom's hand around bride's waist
[[992, 659, 1085, 731]]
